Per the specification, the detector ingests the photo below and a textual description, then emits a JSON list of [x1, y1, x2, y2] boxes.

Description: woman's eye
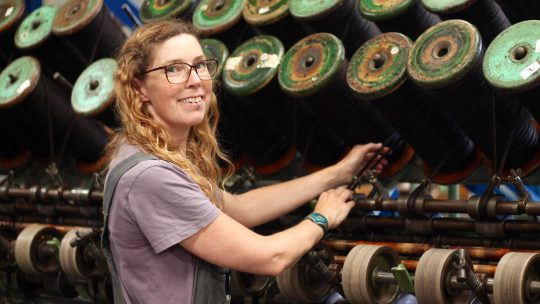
[[166, 65, 179, 73]]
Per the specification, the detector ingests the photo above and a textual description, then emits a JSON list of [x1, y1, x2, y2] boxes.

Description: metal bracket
[[453, 249, 490, 304], [390, 263, 414, 294], [478, 175, 501, 219], [508, 169, 530, 214]]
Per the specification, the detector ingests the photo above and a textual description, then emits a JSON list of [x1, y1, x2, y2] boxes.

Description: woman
[[103, 19, 386, 303]]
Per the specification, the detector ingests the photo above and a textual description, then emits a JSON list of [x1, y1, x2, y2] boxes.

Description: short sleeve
[[126, 163, 220, 253]]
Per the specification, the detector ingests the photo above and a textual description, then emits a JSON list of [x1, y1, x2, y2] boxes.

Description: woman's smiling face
[[138, 34, 213, 139]]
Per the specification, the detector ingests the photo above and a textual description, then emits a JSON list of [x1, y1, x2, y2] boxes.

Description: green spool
[[201, 38, 229, 77], [14, 5, 57, 50], [192, 0, 246, 35], [0, 0, 25, 34], [52, 0, 102, 36], [278, 32, 345, 97], [347, 32, 412, 100], [483, 20, 540, 93], [289, 0, 345, 21], [0, 56, 40, 109], [139, 0, 192, 23], [242, 0, 289, 26], [359, 0, 418, 21], [223, 35, 283, 96], [71, 58, 117, 116], [421, 0, 473, 14], [407, 19, 481, 89]]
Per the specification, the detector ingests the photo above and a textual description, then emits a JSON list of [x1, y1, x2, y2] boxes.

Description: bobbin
[[71, 58, 117, 127], [139, 0, 194, 22]]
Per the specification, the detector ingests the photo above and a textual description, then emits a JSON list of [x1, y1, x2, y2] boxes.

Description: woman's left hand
[[332, 143, 389, 185]]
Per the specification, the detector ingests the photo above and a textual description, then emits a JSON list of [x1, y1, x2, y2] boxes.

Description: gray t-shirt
[[107, 144, 221, 303]]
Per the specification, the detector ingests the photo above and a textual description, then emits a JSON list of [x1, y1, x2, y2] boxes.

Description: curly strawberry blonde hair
[[106, 19, 232, 208]]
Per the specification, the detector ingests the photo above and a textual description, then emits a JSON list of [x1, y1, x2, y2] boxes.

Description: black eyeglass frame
[[142, 59, 219, 84]]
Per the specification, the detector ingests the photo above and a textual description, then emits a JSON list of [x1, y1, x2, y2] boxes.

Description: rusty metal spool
[[229, 270, 272, 297], [14, 223, 61, 276], [275, 252, 334, 303], [341, 245, 401, 304], [414, 248, 475, 303], [59, 227, 107, 281], [493, 252, 540, 304], [0, 0, 26, 68]]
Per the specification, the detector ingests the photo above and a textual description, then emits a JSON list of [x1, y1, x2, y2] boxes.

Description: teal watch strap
[[304, 212, 329, 236]]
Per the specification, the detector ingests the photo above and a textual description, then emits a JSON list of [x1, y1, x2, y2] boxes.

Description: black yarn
[[369, 1, 440, 40], [298, 0, 380, 59], [435, 0, 510, 45], [430, 49, 539, 171], [302, 62, 408, 165], [371, 78, 477, 174]]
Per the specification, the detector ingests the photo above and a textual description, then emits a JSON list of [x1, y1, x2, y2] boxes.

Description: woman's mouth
[[178, 96, 202, 104]]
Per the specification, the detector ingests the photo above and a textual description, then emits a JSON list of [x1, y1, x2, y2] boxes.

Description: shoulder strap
[[101, 152, 158, 304]]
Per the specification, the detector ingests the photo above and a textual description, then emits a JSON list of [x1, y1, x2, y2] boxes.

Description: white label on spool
[[257, 53, 280, 68], [258, 6, 270, 14], [390, 47, 399, 55], [520, 61, 540, 80], [225, 56, 242, 70], [536, 40, 540, 52], [200, 4, 208, 11], [5, 7, 13, 17], [17, 80, 30, 94]]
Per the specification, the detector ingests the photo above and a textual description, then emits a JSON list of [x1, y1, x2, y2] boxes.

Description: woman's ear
[[134, 78, 150, 102]]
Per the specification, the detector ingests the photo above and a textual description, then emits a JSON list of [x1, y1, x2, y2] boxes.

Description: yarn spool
[[14, 5, 86, 83], [193, 0, 259, 50], [242, 0, 311, 49], [222, 35, 296, 173], [71, 58, 118, 128], [347, 32, 481, 183], [408, 19, 540, 176], [483, 21, 540, 123], [0, 56, 109, 171], [279, 32, 413, 176], [422, 0, 510, 45], [0, 0, 25, 68], [52, 0, 127, 62], [139, 0, 198, 22], [359, 0, 440, 40], [289, 0, 380, 59]]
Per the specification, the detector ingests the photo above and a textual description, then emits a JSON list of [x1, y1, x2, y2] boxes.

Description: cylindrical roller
[[52, 0, 127, 62], [415, 248, 474, 303], [347, 32, 481, 184], [275, 256, 333, 303], [222, 35, 296, 172], [229, 270, 272, 297], [192, 0, 257, 50], [290, 0, 380, 59], [407, 19, 540, 176], [14, 224, 61, 276], [139, 0, 197, 22], [342, 245, 400, 304], [0, 0, 25, 68], [59, 227, 107, 281], [421, 0, 510, 45], [0, 56, 109, 171], [242, 0, 310, 49], [359, 0, 440, 40], [279, 32, 413, 176], [493, 252, 540, 304], [71, 58, 118, 128], [14, 5, 86, 83], [483, 21, 540, 123]]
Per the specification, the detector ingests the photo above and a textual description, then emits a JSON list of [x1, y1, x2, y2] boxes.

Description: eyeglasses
[[143, 59, 219, 84]]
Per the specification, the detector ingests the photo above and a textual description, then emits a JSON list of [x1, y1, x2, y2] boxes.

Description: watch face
[[312, 213, 326, 224]]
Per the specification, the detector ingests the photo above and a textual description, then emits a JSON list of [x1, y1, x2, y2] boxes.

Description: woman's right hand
[[313, 187, 355, 229]]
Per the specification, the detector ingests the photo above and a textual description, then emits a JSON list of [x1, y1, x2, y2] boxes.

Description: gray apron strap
[[101, 152, 158, 304]]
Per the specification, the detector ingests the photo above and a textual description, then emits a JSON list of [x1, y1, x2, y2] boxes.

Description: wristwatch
[[304, 212, 329, 236]]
